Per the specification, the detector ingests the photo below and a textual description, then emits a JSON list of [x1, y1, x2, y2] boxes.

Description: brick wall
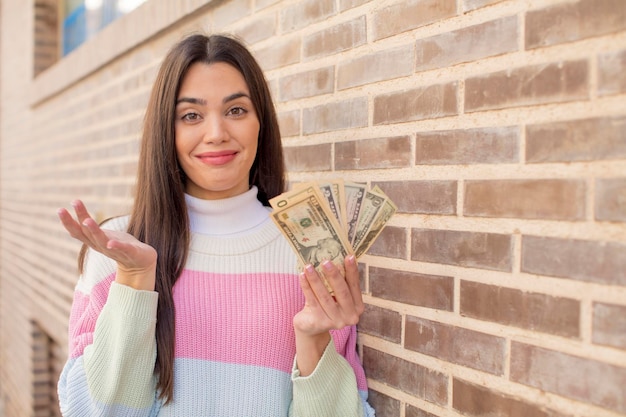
[[33, 0, 59, 76], [1, 0, 625, 416]]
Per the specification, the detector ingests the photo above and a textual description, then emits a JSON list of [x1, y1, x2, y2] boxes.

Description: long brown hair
[[79, 34, 285, 403]]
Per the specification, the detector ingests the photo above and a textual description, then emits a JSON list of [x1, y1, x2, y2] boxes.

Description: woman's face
[[175, 62, 260, 200]]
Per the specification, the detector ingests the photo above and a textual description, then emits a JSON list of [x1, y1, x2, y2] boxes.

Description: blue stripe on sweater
[[59, 356, 374, 416]]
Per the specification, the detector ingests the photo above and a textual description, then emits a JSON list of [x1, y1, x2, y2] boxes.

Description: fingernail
[[347, 254, 356, 264], [322, 260, 333, 271], [305, 264, 315, 274]]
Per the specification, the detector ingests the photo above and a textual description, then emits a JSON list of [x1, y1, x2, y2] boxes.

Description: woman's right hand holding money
[[292, 255, 364, 376], [57, 200, 158, 291]]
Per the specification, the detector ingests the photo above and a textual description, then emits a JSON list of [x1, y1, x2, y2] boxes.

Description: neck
[[185, 186, 269, 236]]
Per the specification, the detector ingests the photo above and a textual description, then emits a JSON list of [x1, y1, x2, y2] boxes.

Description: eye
[[181, 112, 201, 122], [227, 106, 248, 117]]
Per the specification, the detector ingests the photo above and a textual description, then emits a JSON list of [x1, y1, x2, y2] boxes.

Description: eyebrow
[[176, 92, 251, 106]]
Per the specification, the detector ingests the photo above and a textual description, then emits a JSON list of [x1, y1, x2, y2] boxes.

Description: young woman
[[57, 34, 375, 416]]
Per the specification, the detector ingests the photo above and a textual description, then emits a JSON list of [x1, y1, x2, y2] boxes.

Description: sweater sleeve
[[289, 327, 375, 417], [58, 247, 161, 416]]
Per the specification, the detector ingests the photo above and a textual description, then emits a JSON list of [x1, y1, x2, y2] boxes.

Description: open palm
[[57, 200, 157, 290]]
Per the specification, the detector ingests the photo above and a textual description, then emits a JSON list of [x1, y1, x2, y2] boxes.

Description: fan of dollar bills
[[269, 180, 397, 279]]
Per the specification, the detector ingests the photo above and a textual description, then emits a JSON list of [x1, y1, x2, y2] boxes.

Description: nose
[[203, 114, 229, 144]]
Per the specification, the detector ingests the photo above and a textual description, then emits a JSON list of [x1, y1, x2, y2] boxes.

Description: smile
[[196, 151, 237, 166]]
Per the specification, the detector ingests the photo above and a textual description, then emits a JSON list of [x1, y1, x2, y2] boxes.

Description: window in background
[[32, 322, 63, 417], [34, 0, 148, 76], [63, 0, 148, 55]]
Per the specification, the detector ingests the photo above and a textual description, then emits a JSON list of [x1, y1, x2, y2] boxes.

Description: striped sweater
[[58, 187, 375, 416]]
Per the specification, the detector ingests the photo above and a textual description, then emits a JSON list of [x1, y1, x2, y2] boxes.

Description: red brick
[[267, 78, 278, 102], [526, 116, 626, 163], [511, 343, 626, 414], [372, 181, 457, 215], [521, 236, 626, 286], [33, 0, 59, 76], [595, 178, 626, 223], [277, 110, 300, 138], [339, 0, 371, 11], [359, 304, 402, 343], [278, 66, 334, 101], [593, 302, 626, 350], [213, 0, 251, 29], [460, 281, 580, 338], [235, 15, 276, 44], [363, 346, 448, 405], [525, 0, 626, 50], [335, 136, 411, 170], [303, 97, 368, 135], [370, 267, 454, 311], [358, 262, 366, 292], [465, 60, 588, 112], [368, 390, 401, 417], [416, 126, 519, 165], [280, 0, 335, 33], [463, 0, 504, 12], [303, 16, 367, 60], [367, 226, 407, 259], [464, 179, 586, 220], [283, 143, 331, 172], [374, 83, 458, 125], [416, 16, 517, 72], [598, 49, 626, 96], [405, 316, 506, 374], [372, 0, 457, 40], [412, 229, 513, 271], [255, 0, 280, 9], [453, 378, 566, 417], [254, 37, 301, 71], [338, 45, 414, 90], [406, 405, 438, 417]]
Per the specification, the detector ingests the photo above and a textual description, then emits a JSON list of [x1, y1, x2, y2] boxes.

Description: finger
[[69, 200, 97, 239], [298, 272, 320, 308], [57, 208, 88, 241], [319, 260, 362, 326], [75, 215, 104, 247], [321, 261, 352, 301], [304, 264, 339, 308], [314, 262, 360, 328], [344, 255, 365, 315], [69, 201, 107, 245], [70, 200, 92, 225], [70, 202, 115, 254]]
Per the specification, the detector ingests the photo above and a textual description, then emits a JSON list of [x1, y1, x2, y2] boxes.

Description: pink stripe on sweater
[[68, 275, 115, 358], [173, 270, 303, 373], [67, 269, 367, 390]]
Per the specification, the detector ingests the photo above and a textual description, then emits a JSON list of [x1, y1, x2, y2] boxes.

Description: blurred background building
[[62, 0, 148, 56], [1, 0, 625, 416]]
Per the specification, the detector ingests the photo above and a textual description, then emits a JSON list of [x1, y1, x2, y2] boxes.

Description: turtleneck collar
[[185, 186, 270, 236]]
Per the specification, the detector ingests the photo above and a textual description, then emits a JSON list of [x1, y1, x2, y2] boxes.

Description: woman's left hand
[[292, 255, 364, 376]]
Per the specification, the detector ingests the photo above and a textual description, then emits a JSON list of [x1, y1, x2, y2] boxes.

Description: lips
[[196, 150, 238, 166]]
